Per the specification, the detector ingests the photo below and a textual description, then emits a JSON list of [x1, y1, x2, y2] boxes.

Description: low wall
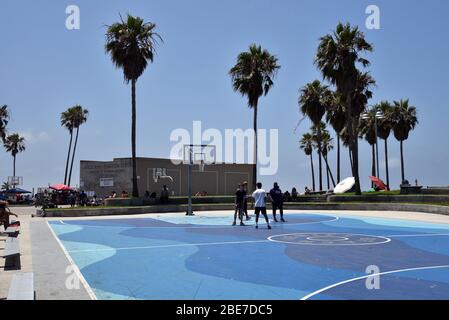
[[44, 203, 235, 217], [44, 202, 449, 217], [422, 188, 449, 195], [285, 203, 449, 215], [104, 196, 235, 207], [328, 195, 449, 203]]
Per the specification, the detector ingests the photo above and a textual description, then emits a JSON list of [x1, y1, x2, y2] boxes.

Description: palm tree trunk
[[131, 79, 139, 198], [400, 140, 405, 183], [310, 153, 315, 191], [326, 157, 330, 190], [13, 154, 16, 178], [68, 127, 79, 186], [252, 100, 258, 191], [349, 148, 353, 168], [352, 136, 362, 195], [345, 93, 361, 195], [337, 135, 341, 183], [384, 138, 390, 189], [371, 144, 376, 188], [323, 154, 336, 188], [64, 131, 73, 185], [317, 127, 323, 191]]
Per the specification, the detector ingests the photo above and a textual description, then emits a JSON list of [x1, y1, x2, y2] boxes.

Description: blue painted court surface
[[48, 212, 449, 300]]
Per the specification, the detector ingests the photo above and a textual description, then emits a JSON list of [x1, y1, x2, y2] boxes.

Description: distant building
[[79, 157, 254, 198]]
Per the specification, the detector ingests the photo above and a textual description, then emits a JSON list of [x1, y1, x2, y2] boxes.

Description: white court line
[[54, 215, 339, 230], [46, 221, 98, 300], [267, 232, 391, 246], [300, 265, 449, 300], [388, 233, 449, 238], [68, 239, 270, 253]]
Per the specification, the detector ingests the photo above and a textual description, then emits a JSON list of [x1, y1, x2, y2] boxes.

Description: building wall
[[80, 157, 254, 198]]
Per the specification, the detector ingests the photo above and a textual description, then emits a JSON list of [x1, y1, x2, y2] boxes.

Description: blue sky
[[0, 0, 448, 192]]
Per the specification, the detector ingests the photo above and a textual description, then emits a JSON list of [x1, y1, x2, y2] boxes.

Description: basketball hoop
[[8, 176, 23, 187], [183, 144, 216, 215], [152, 168, 174, 183]]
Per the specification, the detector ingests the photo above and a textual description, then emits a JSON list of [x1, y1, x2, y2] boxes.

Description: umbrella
[[369, 176, 388, 191], [49, 184, 73, 191], [5, 188, 32, 194], [334, 177, 356, 194]]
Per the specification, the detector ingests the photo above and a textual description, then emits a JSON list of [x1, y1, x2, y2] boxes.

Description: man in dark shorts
[[252, 182, 271, 230], [242, 181, 250, 220], [233, 184, 245, 226], [269, 182, 285, 222]]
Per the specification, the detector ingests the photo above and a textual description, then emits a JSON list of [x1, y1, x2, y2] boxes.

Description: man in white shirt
[[251, 182, 271, 230]]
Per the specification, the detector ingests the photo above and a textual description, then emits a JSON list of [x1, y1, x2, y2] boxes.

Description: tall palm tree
[[311, 123, 335, 189], [325, 92, 345, 182], [315, 22, 373, 195], [61, 107, 76, 185], [300, 133, 315, 191], [229, 44, 280, 189], [376, 101, 393, 188], [299, 80, 332, 191], [4, 133, 26, 181], [391, 99, 418, 183], [67, 106, 89, 186], [320, 130, 334, 190], [359, 107, 379, 185], [106, 14, 162, 197]]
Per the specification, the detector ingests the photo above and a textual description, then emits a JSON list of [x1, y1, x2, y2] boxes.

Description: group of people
[[233, 181, 286, 229]]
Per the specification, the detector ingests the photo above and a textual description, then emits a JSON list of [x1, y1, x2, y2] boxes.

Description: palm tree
[[106, 14, 162, 198], [315, 22, 373, 195], [229, 44, 280, 189], [67, 106, 89, 186], [61, 107, 76, 185], [311, 122, 335, 189], [300, 133, 315, 191], [0, 105, 10, 143], [320, 130, 334, 190], [1, 181, 11, 191], [391, 99, 418, 183], [326, 92, 345, 182], [4, 133, 26, 181], [299, 80, 332, 191], [376, 101, 393, 188], [359, 107, 379, 185]]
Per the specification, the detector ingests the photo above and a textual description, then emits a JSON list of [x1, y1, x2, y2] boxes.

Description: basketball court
[[47, 210, 449, 300]]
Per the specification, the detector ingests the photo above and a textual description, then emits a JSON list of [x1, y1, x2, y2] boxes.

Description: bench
[[2, 237, 21, 269], [400, 185, 423, 195], [7, 273, 35, 300]]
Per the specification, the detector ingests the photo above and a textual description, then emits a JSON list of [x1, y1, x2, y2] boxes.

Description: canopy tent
[[369, 176, 388, 191], [4, 188, 32, 194], [49, 184, 73, 191]]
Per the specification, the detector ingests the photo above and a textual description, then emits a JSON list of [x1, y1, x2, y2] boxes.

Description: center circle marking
[[267, 233, 391, 246]]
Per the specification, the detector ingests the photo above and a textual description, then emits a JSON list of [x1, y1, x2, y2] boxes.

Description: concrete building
[[80, 157, 254, 198]]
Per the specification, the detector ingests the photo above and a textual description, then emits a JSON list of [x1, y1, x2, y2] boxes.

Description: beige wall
[[80, 157, 254, 198]]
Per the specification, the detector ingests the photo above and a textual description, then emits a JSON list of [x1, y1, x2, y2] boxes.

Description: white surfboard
[[334, 177, 355, 194]]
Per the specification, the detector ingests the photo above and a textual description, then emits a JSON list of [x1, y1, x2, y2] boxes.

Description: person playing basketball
[[252, 182, 271, 230], [242, 181, 251, 221], [233, 184, 246, 226], [269, 182, 285, 222]]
